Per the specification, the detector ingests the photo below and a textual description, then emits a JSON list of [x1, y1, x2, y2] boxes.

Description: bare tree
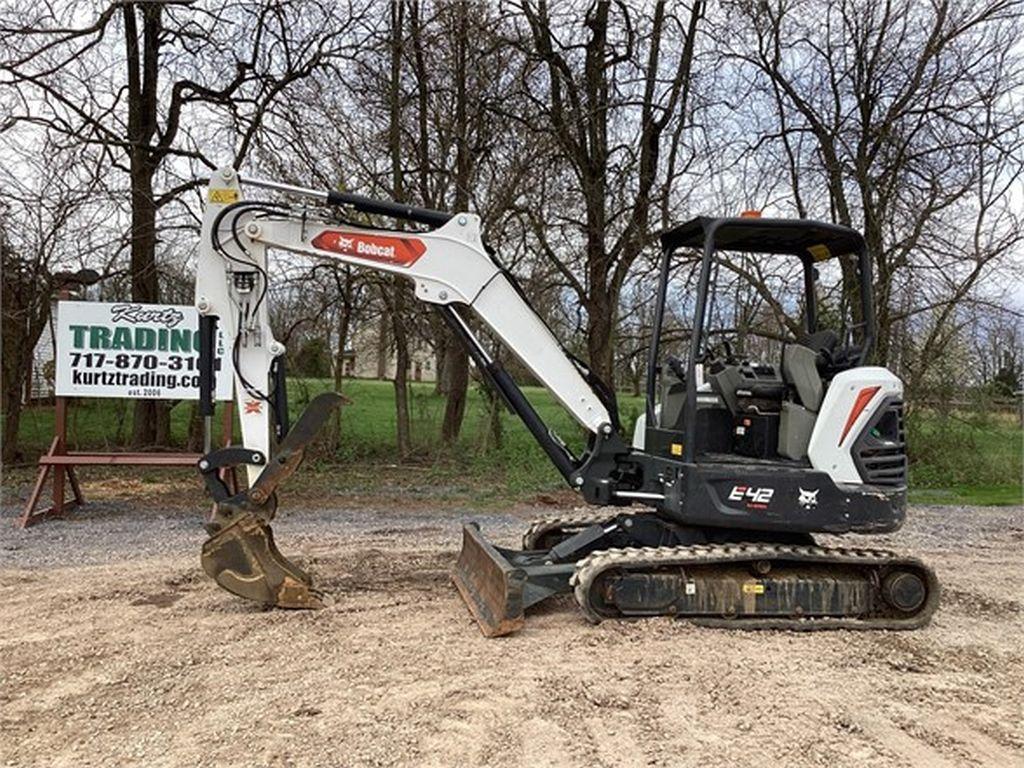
[[511, 0, 704, 387], [0, 141, 107, 462], [386, 1, 414, 457], [402, 0, 535, 444], [1, 0, 359, 445], [721, 0, 1024, 379]]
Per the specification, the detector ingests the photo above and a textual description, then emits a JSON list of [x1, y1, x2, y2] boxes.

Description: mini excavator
[[194, 167, 939, 636]]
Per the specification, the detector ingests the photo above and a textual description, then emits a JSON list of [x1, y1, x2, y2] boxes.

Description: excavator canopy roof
[[659, 216, 865, 262]]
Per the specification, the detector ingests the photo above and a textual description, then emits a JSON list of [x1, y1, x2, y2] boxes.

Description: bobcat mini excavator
[[194, 167, 939, 636]]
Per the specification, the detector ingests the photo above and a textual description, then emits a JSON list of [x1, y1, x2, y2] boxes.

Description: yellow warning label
[[807, 244, 831, 262], [742, 583, 765, 595], [208, 187, 239, 205], [671, 443, 683, 456]]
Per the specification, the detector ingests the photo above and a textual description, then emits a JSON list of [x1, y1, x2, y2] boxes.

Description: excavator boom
[[194, 168, 615, 613]]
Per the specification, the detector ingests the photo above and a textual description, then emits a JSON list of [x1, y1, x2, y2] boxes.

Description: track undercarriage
[[453, 512, 940, 636]]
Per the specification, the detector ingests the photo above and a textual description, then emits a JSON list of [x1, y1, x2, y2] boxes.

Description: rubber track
[[570, 542, 940, 631]]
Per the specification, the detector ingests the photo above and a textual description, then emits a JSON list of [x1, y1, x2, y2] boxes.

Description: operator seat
[[799, 329, 840, 363], [777, 341, 826, 460], [781, 344, 823, 411]]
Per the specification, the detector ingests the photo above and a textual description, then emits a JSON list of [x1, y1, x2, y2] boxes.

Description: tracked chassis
[[453, 513, 939, 636]]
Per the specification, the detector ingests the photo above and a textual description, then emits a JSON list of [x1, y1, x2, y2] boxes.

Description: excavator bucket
[[202, 512, 324, 609], [452, 523, 527, 637], [199, 393, 348, 610]]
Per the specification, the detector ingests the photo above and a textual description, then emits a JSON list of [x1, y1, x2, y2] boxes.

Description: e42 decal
[[728, 485, 775, 509]]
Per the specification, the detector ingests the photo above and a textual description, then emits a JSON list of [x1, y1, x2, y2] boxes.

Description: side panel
[[808, 367, 902, 484], [663, 463, 905, 534]]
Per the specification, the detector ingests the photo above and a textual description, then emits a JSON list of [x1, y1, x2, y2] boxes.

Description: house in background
[[26, 309, 56, 403], [344, 316, 436, 383]]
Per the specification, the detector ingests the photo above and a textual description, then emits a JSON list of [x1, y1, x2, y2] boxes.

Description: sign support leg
[[16, 397, 84, 528]]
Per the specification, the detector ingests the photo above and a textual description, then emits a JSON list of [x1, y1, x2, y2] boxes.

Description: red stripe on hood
[[839, 386, 881, 445]]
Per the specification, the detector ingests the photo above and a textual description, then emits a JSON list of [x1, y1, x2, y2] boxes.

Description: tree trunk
[[124, 4, 170, 447], [328, 286, 352, 450], [1, 349, 27, 463], [439, 1, 472, 445], [1, 250, 52, 464], [479, 356, 503, 451], [586, 313, 616, 388], [128, 161, 170, 446], [585, 257, 614, 385], [440, 322, 469, 445], [388, 1, 412, 458], [391, 283, 412, 457], [185, 401, 204, 452], [433, 327, 448, 395]]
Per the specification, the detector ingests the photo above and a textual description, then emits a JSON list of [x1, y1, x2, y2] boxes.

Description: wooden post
[[15, 396, 85, 528], [52, 396, 66, 515]]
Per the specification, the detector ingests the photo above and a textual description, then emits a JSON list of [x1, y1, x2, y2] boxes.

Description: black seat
[[798, 329, 839, 361], [799, 329, 862, 376]]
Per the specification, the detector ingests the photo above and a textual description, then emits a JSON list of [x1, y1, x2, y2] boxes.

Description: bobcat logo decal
[[798, 488, 819, 509]]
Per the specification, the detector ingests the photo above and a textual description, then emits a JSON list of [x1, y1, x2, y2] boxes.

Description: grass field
[[7, 377, 1022, 505]]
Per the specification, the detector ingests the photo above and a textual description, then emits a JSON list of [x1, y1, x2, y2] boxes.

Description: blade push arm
[[195, 167, 614, 485]]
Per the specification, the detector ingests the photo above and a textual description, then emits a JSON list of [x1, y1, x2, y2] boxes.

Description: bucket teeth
[[201, 513, 323, 609], [452, 523, 526, 637]]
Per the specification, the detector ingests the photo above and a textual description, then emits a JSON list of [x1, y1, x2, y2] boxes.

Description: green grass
[[7, 378, 1021, 505], [905, 408, 1022, 504], [909, 485, 1023, 507], [9, 378, 646, 498]]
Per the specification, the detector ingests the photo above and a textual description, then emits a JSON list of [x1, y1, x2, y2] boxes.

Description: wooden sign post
[[17, 400, 235, 528]]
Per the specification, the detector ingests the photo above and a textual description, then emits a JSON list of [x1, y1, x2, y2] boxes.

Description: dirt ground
[[1, 486, 1022, 768]]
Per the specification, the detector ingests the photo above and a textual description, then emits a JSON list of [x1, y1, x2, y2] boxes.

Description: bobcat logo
[[798, 488, 819, 509]]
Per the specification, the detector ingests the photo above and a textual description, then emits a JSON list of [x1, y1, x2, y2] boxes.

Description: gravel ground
[[1, 487, 1022, 768]]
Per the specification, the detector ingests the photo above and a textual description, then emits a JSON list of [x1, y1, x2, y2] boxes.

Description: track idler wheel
[[201, 512, 324, 609], [881, 570, 927, 613]]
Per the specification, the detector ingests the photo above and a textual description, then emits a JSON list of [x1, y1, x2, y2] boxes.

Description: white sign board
[[54, 301, 233, 400]]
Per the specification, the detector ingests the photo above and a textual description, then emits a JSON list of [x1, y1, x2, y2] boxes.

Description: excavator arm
[[194, 167, 625, 611]]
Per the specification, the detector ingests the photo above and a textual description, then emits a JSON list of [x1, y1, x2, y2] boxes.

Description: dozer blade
[[452, 523, 527, 637], [201, 512, 324, 609]]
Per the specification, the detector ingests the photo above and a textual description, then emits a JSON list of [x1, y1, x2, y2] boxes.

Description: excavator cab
[[642, 216, 878, 468]]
